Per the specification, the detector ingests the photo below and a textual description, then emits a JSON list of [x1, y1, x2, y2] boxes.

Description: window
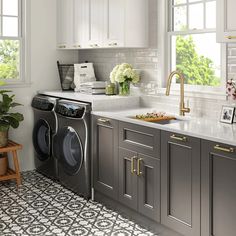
[[168, 0, 224, 90], [0, 0, 24, 84]]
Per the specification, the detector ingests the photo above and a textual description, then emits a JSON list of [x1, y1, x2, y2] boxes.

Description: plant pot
[[119, 81, 130, 96], [0, 130, 8, 147], [0, 154, 8, 176]]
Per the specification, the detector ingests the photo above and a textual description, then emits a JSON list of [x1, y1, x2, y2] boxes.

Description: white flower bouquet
[[110, 63, 140, 95]]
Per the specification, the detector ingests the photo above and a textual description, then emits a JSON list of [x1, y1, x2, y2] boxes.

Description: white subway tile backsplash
[[77, 0, 236, 117]]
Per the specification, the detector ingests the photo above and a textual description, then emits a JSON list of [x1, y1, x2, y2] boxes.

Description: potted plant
[[110, 63, 140, 96], [0, 90, 24, 175]]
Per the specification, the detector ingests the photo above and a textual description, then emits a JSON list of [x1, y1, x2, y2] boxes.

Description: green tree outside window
[[175, 35, 220, 86], [0, 40, 20, 80]]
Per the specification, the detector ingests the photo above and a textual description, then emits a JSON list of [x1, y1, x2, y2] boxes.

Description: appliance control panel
[[31, 96, 55, 111], [55, 103, 86, 118]]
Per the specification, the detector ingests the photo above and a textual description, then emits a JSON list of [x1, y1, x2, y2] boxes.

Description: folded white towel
[[80, 81, 106, 89]]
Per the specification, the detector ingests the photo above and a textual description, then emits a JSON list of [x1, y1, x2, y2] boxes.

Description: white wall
[[8, 0, 78, 171]]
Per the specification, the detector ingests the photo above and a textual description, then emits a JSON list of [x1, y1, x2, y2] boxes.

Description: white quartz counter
[[38, 91, 236, 146], [38, 90, 140, 111], [92, 108, 236, 146]]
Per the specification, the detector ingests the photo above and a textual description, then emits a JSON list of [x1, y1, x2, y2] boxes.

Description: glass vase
[[119, 81, 130, 96]]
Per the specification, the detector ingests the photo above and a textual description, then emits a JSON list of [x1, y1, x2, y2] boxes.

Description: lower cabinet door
[[137, 154, 160, 222], [161, 131, 201, 236], [93, 116, 119, 200], [201, 140, 236, 236], [118, 148, 138, 211]]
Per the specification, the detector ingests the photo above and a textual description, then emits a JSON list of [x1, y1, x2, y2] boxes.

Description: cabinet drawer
[[205, 140, 236, 159], [119, 122, 160, 158]]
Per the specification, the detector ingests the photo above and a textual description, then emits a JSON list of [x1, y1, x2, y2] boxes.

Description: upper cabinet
[[57, 0, 74, 49], [57, 0, 84, 49], [57, 0, 148, 49], [103, 0, 125, 48], [83, 0, 105, 48], [73, 0, 85, 49], [217, 0, 236, 42]]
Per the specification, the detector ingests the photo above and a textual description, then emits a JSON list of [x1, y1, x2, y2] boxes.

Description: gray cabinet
[[161, 131, 201, 236], [119, 122, 160, 158], [137, 153, 160, 221], [118, 148, 138, 210], [118, 122, 160, 222], [118, 148, 160, 222], [92, 116, 118, 200], [201, 140, 236, 236]]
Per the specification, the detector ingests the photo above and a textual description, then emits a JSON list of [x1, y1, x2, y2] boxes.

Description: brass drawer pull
[[98, 118, 110, 124], [137, 158, 143, 176], [58, 45, 66, 49], [131, 156, 137, 174], [108, 43, 118, 46], [226, 36, 236, 40], [214, 145, 234, 153], [170, 134, 187, 142]]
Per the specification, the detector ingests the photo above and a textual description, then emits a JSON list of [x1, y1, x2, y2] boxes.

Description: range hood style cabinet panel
[[217, 0, 236, 42], [57, 0, 148, 49], [92, 115, 236, 236]]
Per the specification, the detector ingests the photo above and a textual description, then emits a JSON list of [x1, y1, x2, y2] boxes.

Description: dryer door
[[33, 119, 51, 161], [54, 126, 83, 175]]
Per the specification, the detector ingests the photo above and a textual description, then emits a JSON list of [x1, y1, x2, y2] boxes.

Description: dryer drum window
[[33, 119, 51, 161], [56, 127, 83, 175]]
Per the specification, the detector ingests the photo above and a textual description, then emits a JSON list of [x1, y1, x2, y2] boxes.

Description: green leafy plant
[[176, 35, 220, 86], [0, 90, 24, 132]]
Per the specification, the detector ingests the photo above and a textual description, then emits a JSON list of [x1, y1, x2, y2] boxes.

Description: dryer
[[31, 95, 58, 179], [53, 99, 91, 199]]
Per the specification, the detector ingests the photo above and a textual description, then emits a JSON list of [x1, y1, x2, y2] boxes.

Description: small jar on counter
[[105, 82, 116, 95]]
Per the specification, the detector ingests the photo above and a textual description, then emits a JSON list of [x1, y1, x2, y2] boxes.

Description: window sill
[[157, 88, 227, 101], [0, 81, 32, 89]]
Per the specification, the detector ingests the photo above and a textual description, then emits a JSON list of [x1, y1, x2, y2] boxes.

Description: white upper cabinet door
[[57, 0, 74, 49], [57, 0, 148, 49], [217, 0, 236, 42], [83, 0, 104, 48], [103, 0, 125, 48], [124, 0, 148, 48], [73, 0, 84, 49]]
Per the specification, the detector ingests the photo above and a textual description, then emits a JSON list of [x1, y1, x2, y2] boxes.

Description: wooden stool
[[0, 140, 22, 186]]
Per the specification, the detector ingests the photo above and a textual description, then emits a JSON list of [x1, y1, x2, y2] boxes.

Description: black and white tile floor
[[0, 171, 157, 236]]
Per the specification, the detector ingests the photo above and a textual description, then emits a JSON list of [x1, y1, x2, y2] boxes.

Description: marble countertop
[[92, 108, 236, 146], [38, 90, 140, 111], [38, 91, 236, 146]]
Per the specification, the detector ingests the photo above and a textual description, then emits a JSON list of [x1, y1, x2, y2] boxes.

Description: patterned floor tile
[[0, 171, 158, 236]]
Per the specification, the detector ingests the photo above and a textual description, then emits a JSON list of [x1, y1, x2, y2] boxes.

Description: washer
[[31, 95, 58, 179], [53, 99, 91, 198]]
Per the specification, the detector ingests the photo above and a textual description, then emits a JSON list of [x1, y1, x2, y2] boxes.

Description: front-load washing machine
[[31, 95, 58, 179], [53, 99, 91, 199]]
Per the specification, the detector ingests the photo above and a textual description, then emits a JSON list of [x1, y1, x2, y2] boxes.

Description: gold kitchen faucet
[[166, 71, 190, 116]]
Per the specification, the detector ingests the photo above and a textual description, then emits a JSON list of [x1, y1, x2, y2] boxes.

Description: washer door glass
[[56, 127, 83, 175], [33, 119, 51, 161]]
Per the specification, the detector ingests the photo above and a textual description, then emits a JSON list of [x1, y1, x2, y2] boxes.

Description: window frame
[[157, 0, 227, 99], [0, 0, 31, 87]]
